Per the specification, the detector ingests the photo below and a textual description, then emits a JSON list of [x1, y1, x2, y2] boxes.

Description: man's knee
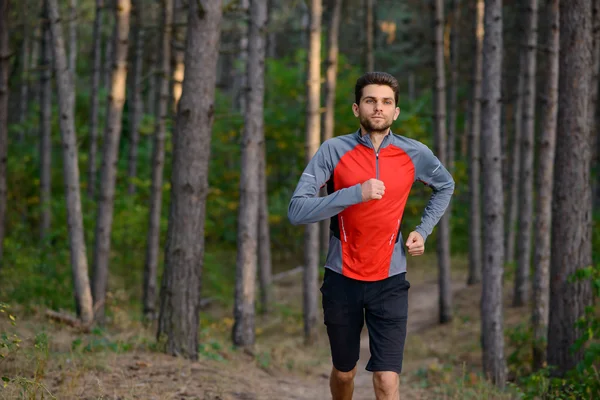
[[373, 371, 399, 393], [331, 365, 357, 384]]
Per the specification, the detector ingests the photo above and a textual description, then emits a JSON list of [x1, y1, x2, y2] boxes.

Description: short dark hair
[[355, 72, 399, 105]]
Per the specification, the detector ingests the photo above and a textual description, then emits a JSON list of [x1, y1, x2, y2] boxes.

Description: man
[[288, 72, 455, 400]]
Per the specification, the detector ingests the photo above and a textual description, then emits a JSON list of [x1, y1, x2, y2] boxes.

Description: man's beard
[[359, 115, 392, 134]]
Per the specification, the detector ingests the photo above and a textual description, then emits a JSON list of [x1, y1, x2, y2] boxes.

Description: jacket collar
[[355, 128, 393, 150]]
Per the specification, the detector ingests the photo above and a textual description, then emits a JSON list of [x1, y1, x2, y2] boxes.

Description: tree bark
[[480, 0, 507, 387], [157, 0, 222, 360], [69, 0, 77, 84], [447, 0, 460, 173], [432, 0, 452, 324], [88, 0, 104, 199], [233, 0, 267, 347], [171, 0, 185, 114], [235, 0, 249, 114], [589, 0, 600, 149], [143, 0, 173, 321], [467, 0, 484, 286], [365, 0, 374, 71], [19, 1, 30, 131], [0, 0, 8, 270], [257, 142, 273, 314], [47, 0, 94, 324], [513, 0, 538, 307], [40, 15, 52, 240], [92, 0, 131, 323], [127, 0, 144, 195], [547, 0, 593, 377], [532, 0, 558, 371], [304, 0, 322, 345], [320, 0, 342, 258]]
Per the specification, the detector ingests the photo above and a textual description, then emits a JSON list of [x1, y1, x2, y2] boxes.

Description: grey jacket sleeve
[[413, 144, 455, 242], [288, 141, 363, 225]]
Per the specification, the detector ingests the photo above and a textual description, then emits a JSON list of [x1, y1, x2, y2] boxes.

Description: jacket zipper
[[389, 219, 401, 245]]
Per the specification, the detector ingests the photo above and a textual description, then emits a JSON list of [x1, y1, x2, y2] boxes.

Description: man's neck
[[361, 128, 389, 152]]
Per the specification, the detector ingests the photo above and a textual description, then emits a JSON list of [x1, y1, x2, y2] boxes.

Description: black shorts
[[320, 268, 410, 374]]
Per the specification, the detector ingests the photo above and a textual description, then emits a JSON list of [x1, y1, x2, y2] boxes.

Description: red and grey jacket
[[288, 129, 455, 281]]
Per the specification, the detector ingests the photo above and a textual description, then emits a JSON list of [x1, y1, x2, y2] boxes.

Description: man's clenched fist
[[405, 231, 425, 256], [361, 178, 386, 202]]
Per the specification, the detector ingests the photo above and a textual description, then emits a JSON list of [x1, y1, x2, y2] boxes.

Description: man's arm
[[413, 144, 455, 242], [288, 141, 363, 225]]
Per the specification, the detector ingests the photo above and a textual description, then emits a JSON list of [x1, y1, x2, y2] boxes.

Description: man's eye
[[366, 99, 373, 103]]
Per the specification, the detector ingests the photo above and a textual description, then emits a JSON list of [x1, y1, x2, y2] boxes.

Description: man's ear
[[352, 103, 359, 117], [393, 107, 400, 120]]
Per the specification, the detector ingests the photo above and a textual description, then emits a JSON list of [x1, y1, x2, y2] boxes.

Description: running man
[[288, 72, 455, 400]]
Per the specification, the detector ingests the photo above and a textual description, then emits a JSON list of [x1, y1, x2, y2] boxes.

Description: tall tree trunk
[[103, 22, 113, 91], [233, 0, 268, 347], [29, 25, 40, 104], [432, 0, 452, 324], [143, 0, 173, 321], [47, 0, 94, 324], [467, 0, 484, 285], [320, 0, 342, 258], [235, 0, 249, 114], [69, 0, 77, 84], [171, 0, 185, 114], [257, 142, 272, 314], [19, 1, 30, 132], [447, 0, 460, 173], [127, 0, 144, 195], [92, 0, 131, 323], [0, 0, 8, 270], [547, 0, 593, 377], [304, 0, 321, 345], [513, 0, 538, 307], [589, 0, 600, 148], [532, 0, 558, 371], [40, 16, 52, 240], [157, 0, 222, 360], [365, 0, 374, 71], [88, 0, 104, 199], [480, 0, 507, 387]]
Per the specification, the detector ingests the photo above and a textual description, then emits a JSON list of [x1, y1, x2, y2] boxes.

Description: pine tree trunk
[[304, 0, 322, 345], [548, 0, 593, 376], [143, 0, 173, 321], [171, 0, 185, 114], [157, 0, 222, 360], [40, 18, 52, 240], [365, 0, 374, 71], [513, 0, 538, 307], [467, 0, 484, 285], [447, 0, 460, 173], [589, 0, 600, 147], [127, 0, 144, 195], [19, 3, 30, 132], [69, 0, 77, 84], [320, 0, 341, 258], [505, 53, 525, 266], [233, 0, 267, 347], [29, 25, 40, 104], [257, 142, 273, 314], [47, 0, 94, 324], [0, 0, 8, 270], [432, 0, 452, 324], [480, 0, 507, 387], [532, 0, 558, 371], [235, 0, 249, 114], [88, 0, 104, 199], [103, 22, 113, 91], [92, 0, 131, 323]]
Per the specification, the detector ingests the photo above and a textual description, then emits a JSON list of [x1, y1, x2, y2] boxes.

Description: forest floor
[[0, 255, 528, 399]]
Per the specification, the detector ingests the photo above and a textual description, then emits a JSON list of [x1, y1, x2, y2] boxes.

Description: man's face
[[352, 84, 400, 134]]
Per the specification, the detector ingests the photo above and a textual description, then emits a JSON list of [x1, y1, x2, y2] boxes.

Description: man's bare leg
[[330, 365, 357, 400], [372, 371, 399, 400]]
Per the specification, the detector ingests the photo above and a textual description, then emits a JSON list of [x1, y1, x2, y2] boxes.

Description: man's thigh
[[364, 273, 410, 373], [320, 268, 364, 372]]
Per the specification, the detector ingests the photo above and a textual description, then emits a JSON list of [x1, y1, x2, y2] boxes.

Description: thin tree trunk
[[257, 142, 272, 314], [69, 0, 77, 83], [103, 22, 113, 91], [304, 0, 322, 345], [88, 0, 104, 199], [19, 2, 30, 132], [235, 0, 249, 114], [143, 0, 172, 321], [92, 0, 131, 323], [171, 0, 185, 114], [432, 0, 452, 324], [29, 24, 40, 104], [0, 0, 8, 270], [547, 0, 593, 377], [513, 0, 538, 307], [447, 0, 460, 173], [157, 0, 222, 360], [320, 0, 342, 258], [532, 0, 558, 371], [365, 0, 374, 71], [233, 0, 268, 347], [480, 0, 507, 387], [127, 0, 144, 195], [40, 17, 52, 240], [47, 0, 94, 324], [467, 0, 484, 286]]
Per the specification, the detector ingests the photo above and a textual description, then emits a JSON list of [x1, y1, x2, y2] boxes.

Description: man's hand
[[361, 178, 386, 202], [405, 231, 425, 256]]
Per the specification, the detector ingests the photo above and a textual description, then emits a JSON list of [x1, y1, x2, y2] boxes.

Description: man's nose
[[374, 101, 383, 111]]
